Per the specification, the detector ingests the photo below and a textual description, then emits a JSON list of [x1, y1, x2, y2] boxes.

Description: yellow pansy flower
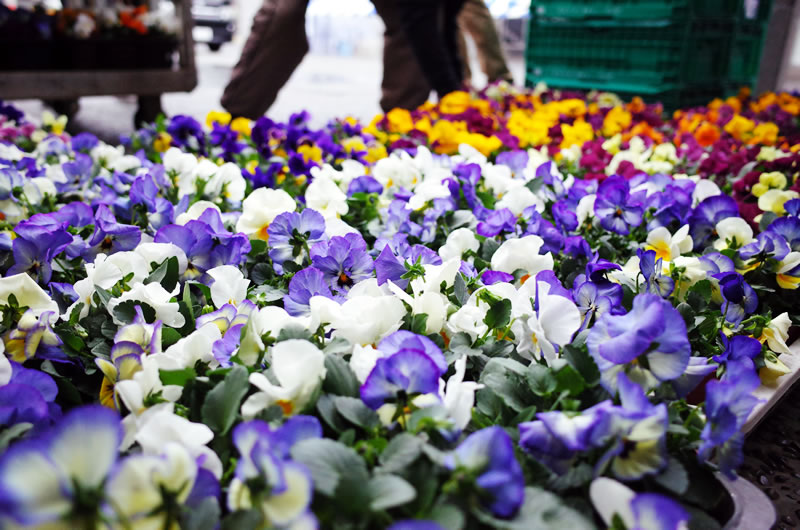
[[230, 117, 252, 137], [386, 108, 414, 134], [153, 132, 172, 153], [205, 110, 231, 128], [751, 171, 787, 197]]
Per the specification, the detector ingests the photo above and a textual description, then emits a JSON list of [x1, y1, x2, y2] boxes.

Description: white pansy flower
[[241, 339, 327, 418], [236, 188, 296, 240], [134, 406, 222, 478], [760, 312, 792, 355], [310, 294, 406, 346], [109, 154, 142, 174], [91, 143, 125, 167], [175, 200, 221, 225], [446, 304, 489, 342], [712, 217, 754, 250], [64, 254, 124, 320], [692, 179, 721, 205], [305, 175, 349, 219], [207, 265, 250, 308], [206, 162, 246, 202], [645, 224, 692, 263], [576, 194, 596, 226], [438, 227, 480, 262], [107, 282, 185, 328], [496, 184, 545, 215], [442, 356, 484, 430], [350, 344, 384, 383], [372, 155, 421, 191], [491, 235, 554, 275], [134, 242, 188, 275], [106, 443, 197, 528], [511, 282, 581, 363], [157, 323, 222, 370], [408, 180, 451, 211], [0, 273, 59, 316], [117, 356, 182, 417]]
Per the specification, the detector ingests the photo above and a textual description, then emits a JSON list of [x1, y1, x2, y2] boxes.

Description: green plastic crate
[[531, 0, 739, 21], [524, 81, 722, 113], [531, 0, 772, 23], [525, 19, 733, 89], [726, 19, 769, 89]]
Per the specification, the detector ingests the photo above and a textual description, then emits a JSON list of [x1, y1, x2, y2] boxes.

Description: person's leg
[[221, 0, 309, 119], [442, 0, 468, 85], [457, 23, 473, 85], [372, 0, 431, 111], [458, 0, 512, 83], [394, 0, 464, 98]]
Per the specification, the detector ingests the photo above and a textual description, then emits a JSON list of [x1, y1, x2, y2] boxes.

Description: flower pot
[[719, 473, 777, 529]]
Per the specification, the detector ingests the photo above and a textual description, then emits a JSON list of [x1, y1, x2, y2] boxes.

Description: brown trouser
[[458, 0, 512, 83], [221, 0, 431, 119]]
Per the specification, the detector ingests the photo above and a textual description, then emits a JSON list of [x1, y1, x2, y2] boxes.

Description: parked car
[[192, 0, 236, 51]]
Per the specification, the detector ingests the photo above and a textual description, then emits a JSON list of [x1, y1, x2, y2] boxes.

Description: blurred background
[[3, 0, 800, 140], [7, 0, 530, 139]]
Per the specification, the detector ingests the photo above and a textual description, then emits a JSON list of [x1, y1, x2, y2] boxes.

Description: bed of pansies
[[1, 83, 800, 530]]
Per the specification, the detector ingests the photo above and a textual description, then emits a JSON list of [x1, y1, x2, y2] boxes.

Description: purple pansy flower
[[268, 209, 327, 274], [360, 349, 444, 410], [586, 293, 690, 391], [284, 267, 335, 317], [698, 361, 762, 478], [594, 175, 643, 236], [310, 233, 374, 293], [444, 426, 525, 518], [689, 194, 739, 250]]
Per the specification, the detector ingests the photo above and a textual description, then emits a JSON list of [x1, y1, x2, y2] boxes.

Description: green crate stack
[[525, 0, 773, 111], [724, 0, 774, 95]]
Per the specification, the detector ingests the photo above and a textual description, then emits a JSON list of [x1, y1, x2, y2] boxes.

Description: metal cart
[[0, 0, 197, 126]]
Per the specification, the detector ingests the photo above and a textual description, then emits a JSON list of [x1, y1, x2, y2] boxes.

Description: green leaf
[[676, 302, 694, 328], [290, 438, 369, 496], [368, 474, 416, 511], [406, 313, 429, 335], [378, 433, 424, 474], [316, 394, 346, 433], [653, 457, 689, 495], [145, 256, 179, 293], [323, 337, 352, 356], [483, 297, 511, 331], [94, 286, 113, 307], [162, 327, 182, 348], [526, 364, 557, 396], [454, 273, 469, 306], [201, 365, 249, 435], [759, 211, 779, 232], [113, 301, 157, 325], [220, 510, 263, 530], [323, 354, 360, 397], [333, 396, 380, 430], [429, 503, 466, 530], [251, 263, 274, 285], [561, 344, 600, 386], [160, 367, 197, 386], [555, 364, 585, 397], [473, 486, 594, 530], [251, 284, 286, 302], [481, 358, 530, 412], [181, 497, 220, 530]]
